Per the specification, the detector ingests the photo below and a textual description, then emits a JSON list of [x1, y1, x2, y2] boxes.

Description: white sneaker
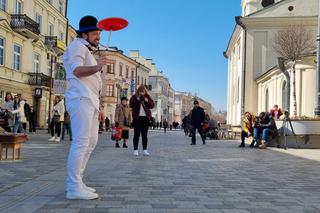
[[143, 150, 150, 156], [66, 190, 99, 200], [55, 137, 61, 142], [83, 184, 96, 193], [133, 150, 139, 156], [48, 137, 56, 141]]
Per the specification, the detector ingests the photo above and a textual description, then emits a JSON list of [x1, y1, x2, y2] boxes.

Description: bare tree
[[273, 25, 316, 117]]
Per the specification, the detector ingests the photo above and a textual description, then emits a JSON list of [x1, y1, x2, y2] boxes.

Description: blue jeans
[[253, 127, 273, 141], [13, 119, 25, 134]]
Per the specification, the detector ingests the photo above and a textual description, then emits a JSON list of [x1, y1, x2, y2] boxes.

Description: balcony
[[45, 36, 66, 55], [28, 73, 52, 88], [10, 14, 40, 39]]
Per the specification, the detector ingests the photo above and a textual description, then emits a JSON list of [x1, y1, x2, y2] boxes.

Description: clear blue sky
[[67, 0, 241, 111]]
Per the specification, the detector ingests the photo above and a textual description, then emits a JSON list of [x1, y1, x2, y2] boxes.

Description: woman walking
[[48, 96, 65, 142], [114, 97, 132, 148], [1, 93, 14, 132], [11, 95, 26, 133], [129, 85, 154, 156]]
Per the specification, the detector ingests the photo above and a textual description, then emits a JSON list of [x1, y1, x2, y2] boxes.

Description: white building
[[225, 0, 318, 126], [130, 50, 175, 124]]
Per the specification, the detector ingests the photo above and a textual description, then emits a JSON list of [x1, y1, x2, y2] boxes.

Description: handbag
[[141, 101, 153, 126], [52, 111, 60, 123]]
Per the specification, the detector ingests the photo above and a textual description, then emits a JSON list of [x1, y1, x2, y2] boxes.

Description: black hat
[[77, 16, 100, 34], [120, 97, 128, 101], [194, 100, 199, 104]]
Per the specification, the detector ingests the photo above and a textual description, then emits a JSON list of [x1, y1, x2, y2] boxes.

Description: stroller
[[203, 119, 219, 140]]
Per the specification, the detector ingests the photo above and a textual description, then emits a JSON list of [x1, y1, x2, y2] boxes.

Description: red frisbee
[[97, 17, 128, 31]]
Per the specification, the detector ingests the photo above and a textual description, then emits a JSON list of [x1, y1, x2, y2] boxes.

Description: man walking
[[190, 100, 206, 145], [63, 15, 107, 200]]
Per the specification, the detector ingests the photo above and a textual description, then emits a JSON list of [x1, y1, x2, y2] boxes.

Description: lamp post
[[47, 53, 56, 133], [315, 2, 320, 117]]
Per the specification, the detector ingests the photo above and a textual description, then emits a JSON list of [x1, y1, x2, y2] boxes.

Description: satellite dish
[[261, 0, 275, 7]]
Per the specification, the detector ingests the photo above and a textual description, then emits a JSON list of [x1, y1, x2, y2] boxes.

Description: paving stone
[[0, 131, 319, 212]]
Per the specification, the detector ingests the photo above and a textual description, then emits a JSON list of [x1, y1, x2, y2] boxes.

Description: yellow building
[[0, 0, 68, 128], [98, 48, 151, 124]]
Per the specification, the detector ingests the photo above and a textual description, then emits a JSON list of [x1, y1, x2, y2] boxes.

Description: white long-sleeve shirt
[[63, 38, 102, 110]]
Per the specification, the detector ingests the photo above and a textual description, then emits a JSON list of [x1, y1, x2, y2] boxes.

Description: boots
[[249, 140, 255, 148], [115, 142, 120, 148], [259, 140, 267, 149], [239, 142, 245, 147], [123, 143, 128, 148]]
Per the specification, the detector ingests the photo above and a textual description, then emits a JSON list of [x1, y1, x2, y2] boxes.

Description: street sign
[[34, 88, 42, 98]]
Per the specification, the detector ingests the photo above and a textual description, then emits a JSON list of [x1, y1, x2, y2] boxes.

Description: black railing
[[28, 73, 52, 88], [45, 36, 57, 47], [10, 14, 40, 35]]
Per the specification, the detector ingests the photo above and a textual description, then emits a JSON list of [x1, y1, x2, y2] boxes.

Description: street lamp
[[47, 53, 56, 133]]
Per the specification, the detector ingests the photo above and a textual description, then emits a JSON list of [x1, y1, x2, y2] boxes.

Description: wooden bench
[[0, 134, 28, 160]]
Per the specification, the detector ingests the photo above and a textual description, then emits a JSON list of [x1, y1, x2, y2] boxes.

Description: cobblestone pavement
[[0, 130, 320, 213]]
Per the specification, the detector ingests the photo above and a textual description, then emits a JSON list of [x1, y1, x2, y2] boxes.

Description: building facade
[[0, 0, 68, 128], [99, 48, 151, 124], [130, 50, 175, 124], [225, 0, 318, 126], [174, 91, 193, 123]]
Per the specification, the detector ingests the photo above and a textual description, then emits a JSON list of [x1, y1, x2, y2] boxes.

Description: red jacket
[[269, 109, 283, 119], [129, 94, 154, 120]]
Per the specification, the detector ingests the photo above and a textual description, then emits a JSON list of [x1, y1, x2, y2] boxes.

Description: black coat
[[190, 106, 205, 126]]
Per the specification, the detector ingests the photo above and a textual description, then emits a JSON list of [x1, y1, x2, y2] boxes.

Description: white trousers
[[66, 98, 99, 192]]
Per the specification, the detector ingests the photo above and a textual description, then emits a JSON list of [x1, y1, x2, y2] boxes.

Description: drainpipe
[[235, 16, 247, 117], [65, 0, 69, 45]]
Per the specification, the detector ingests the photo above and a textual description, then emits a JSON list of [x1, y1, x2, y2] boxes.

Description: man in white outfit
[[63, 16, 107, 200]]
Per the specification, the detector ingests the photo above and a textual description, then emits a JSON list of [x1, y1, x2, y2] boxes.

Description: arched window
[[265, 88, 269, 112], [282, 81, 288, 111]]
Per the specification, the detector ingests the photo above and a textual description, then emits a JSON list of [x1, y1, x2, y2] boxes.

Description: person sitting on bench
[[240, 112, 255, 148], [253, 112, 277, 149]]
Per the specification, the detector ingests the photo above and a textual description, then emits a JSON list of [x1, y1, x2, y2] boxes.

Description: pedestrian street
[[0, 130, 320, 213]]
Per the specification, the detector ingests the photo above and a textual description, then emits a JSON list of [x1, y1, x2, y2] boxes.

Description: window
[[59, 32, 64, 41], [0, 0, 5, 11], [13, 44, 21, 70], [15, 0, 22, 14], [282, 81, 288, 111], [35, 14, 42, 33], [145, 79, 147, 86], [47, 60, 52, 73], [49, 24, 54, 36], [106, 85, 114, 97], [34, 53, 40, 73], [58, 0, 64, 14], [137, 76, 139, 85], [131, 70, 134, 80], [0, 38, 4, 65], [107, 64, 114, 74], [119, 64, 123, 76], [48, 0, 52, 4], [126, 66, 129, 78], [265, 88, 269, 112]]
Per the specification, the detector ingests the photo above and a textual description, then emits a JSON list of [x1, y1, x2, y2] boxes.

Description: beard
[[88, 40, 99, 47]]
